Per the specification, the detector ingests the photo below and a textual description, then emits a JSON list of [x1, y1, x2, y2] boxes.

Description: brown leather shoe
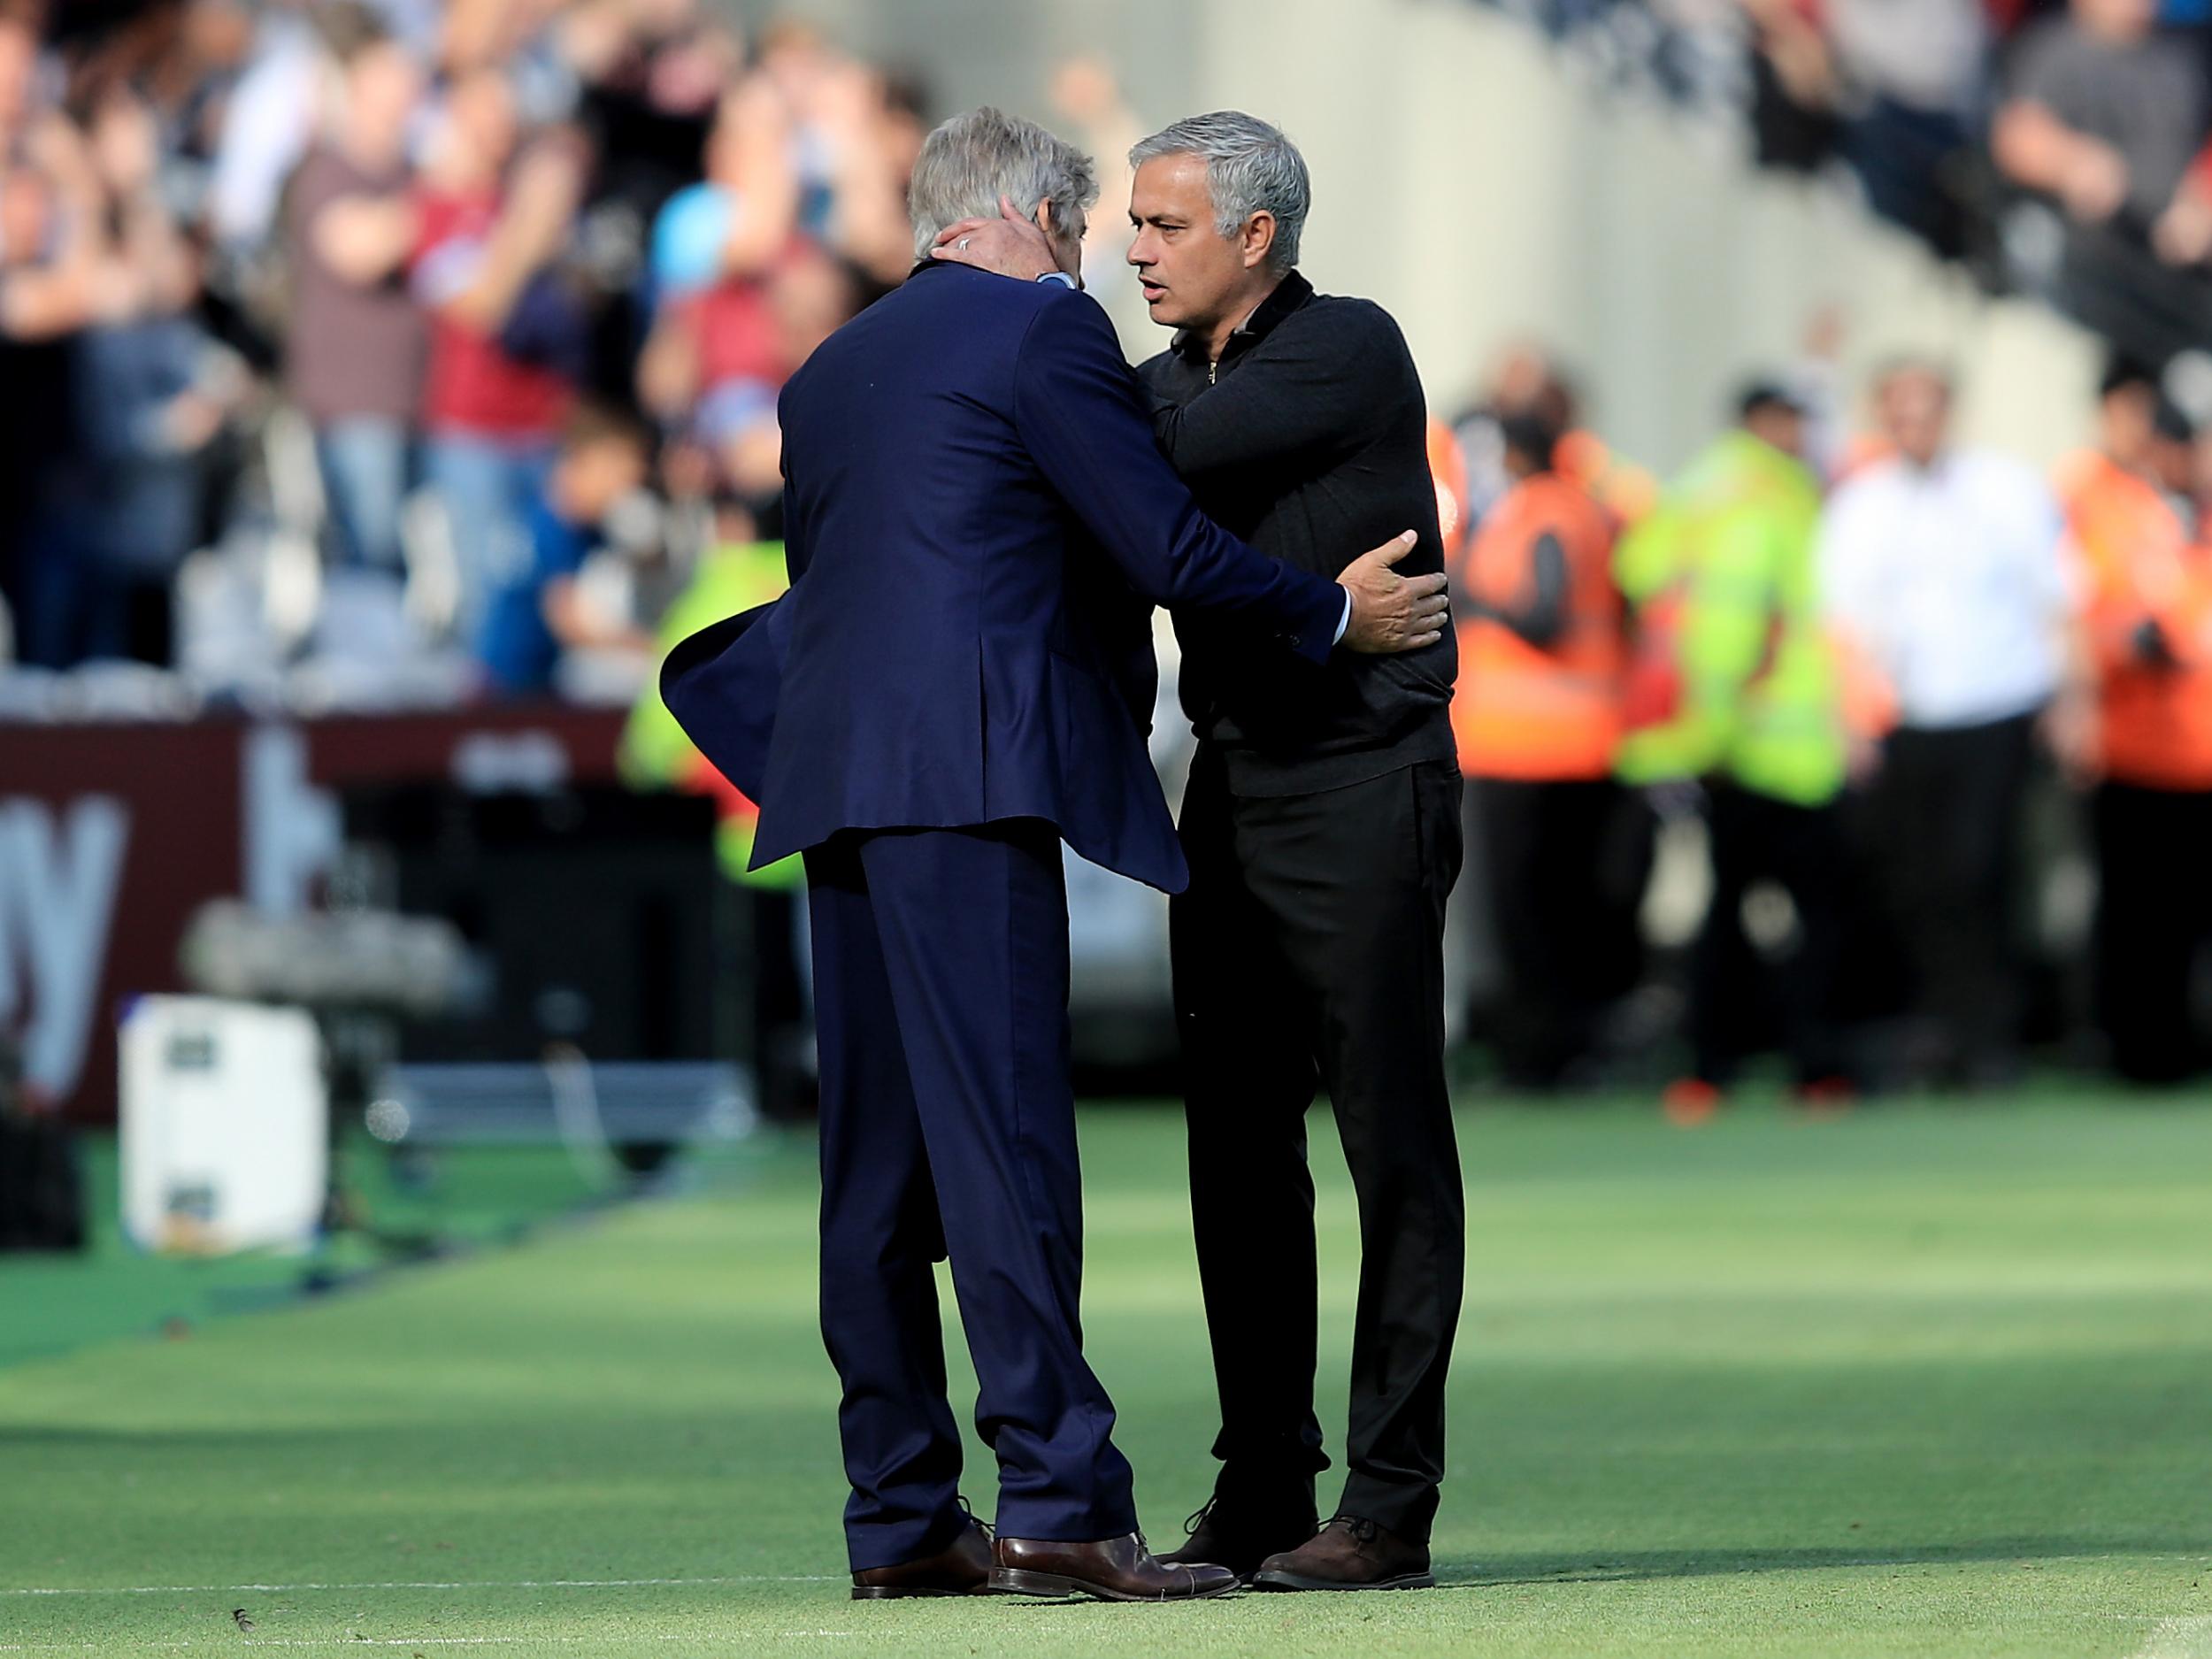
[[1157, 1496, 1320, 1581], [1252, 1516, 1433, 1591], [849, 1517, 995, 1599], [991, 1532, 1240, 1601]]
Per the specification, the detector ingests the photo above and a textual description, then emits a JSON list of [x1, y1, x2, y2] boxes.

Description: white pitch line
[[1, 1577, 841, 1598], [2134, 1617, 2212, 1659], [0, 1644, 518, 1653], [1, 1645, 762, 1653]]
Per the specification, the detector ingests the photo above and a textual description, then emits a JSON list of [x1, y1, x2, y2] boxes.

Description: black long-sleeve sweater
[[1138, 270, 1458, 796]]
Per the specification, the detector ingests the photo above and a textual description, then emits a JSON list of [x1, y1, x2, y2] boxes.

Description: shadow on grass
[[1432, 1537, 2212, 1588], [972, 1537, 2212, 1614]]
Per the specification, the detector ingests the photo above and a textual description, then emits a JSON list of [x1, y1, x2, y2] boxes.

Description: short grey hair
[[907, 106, 1098, 261], [1128, 111, 1310, 272]]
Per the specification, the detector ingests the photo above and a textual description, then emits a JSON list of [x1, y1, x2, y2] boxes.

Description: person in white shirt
[[1820, 360, 2074, 1085]]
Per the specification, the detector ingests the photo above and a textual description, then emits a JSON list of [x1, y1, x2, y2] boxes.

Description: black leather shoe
[[991, 1532, 1239, 1601], [1252, 1515, 1433, 1591], [1158, 1495, 1320, 1581], [849, 1515, 995, 1599]]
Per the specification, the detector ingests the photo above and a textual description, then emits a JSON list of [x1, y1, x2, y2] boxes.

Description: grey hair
[[1128, 111, 1310, 272], [907, 106, 1098, 261]]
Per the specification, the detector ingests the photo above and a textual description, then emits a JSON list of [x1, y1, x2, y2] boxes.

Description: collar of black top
[[1171, 268, 1312, 364]]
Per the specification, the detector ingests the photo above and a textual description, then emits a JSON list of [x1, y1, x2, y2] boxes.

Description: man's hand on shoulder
[[1339, 532, 1449, 654], [931, 194, 1064, 282]]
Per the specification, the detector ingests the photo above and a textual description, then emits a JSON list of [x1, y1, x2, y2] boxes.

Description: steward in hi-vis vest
[[1448, 415, 1645, 1089], [2057, 372, 2212, 1084]]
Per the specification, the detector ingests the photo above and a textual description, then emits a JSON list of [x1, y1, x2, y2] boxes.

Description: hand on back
[[1340, 532, 1449, 654]]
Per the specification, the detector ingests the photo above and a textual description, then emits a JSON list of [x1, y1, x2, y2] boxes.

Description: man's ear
[[1033, 200, 1055, 238], [1241, 211, 1278, 271]]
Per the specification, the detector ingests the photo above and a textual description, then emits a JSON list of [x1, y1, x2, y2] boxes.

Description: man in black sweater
[[934, 111, 1463, 1593]]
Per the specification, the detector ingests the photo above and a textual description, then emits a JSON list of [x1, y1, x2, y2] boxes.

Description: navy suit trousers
[[804, 820, 1138, 1570]]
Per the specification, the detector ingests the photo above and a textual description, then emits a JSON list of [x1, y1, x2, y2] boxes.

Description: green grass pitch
[[4, 1095, 2211, 1657]]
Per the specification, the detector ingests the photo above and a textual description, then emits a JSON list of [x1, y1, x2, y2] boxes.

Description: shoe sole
[[989, 1568, 1239, 1602], [849, 1584, 995, 1600], [1250, 1569, 1435, 1592]]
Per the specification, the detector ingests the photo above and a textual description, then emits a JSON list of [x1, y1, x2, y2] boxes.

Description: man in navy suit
[[660, 107, 1447, 1604]]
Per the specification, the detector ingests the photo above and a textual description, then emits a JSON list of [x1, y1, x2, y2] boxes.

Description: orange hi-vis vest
[[2059, 449, 2212, 791], [1428, 417, 1471, 560], [1449, 472, 1626, 780]]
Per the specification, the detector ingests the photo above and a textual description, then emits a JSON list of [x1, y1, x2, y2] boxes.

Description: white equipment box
[[119, 996, 326, 1256]]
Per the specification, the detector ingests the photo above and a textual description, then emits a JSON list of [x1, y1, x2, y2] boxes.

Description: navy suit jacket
[[659, 261, 1347, 895]]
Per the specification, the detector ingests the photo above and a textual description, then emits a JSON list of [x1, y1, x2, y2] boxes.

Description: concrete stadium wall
[[731, 0, 2103, 471]]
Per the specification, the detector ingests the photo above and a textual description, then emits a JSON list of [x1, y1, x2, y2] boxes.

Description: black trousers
[[1470, 776, 1650, 1087], [1690, 782, 1849, 1087], [1870, 715, 2038, 1073], [1171, 753, 1464, 1540], [2058, 219, 2212, 373], [2093, 781, 2212, 1085]]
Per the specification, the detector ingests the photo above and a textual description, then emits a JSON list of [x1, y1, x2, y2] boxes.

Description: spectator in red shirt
[[635, 77, 797, 495], [411, 67, 586, 641]]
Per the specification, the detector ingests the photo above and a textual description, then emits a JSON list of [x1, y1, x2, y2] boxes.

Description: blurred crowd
[[0, 0, 926, 698], [1440, 336, 2212, 1100], [10, 0, 2212, 695], [4, 0, 2210, 1093], [1490, 0, 2212, 373]]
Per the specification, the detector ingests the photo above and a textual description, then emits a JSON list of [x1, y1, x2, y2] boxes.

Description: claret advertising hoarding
[[0, 705, 625, 1123]]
